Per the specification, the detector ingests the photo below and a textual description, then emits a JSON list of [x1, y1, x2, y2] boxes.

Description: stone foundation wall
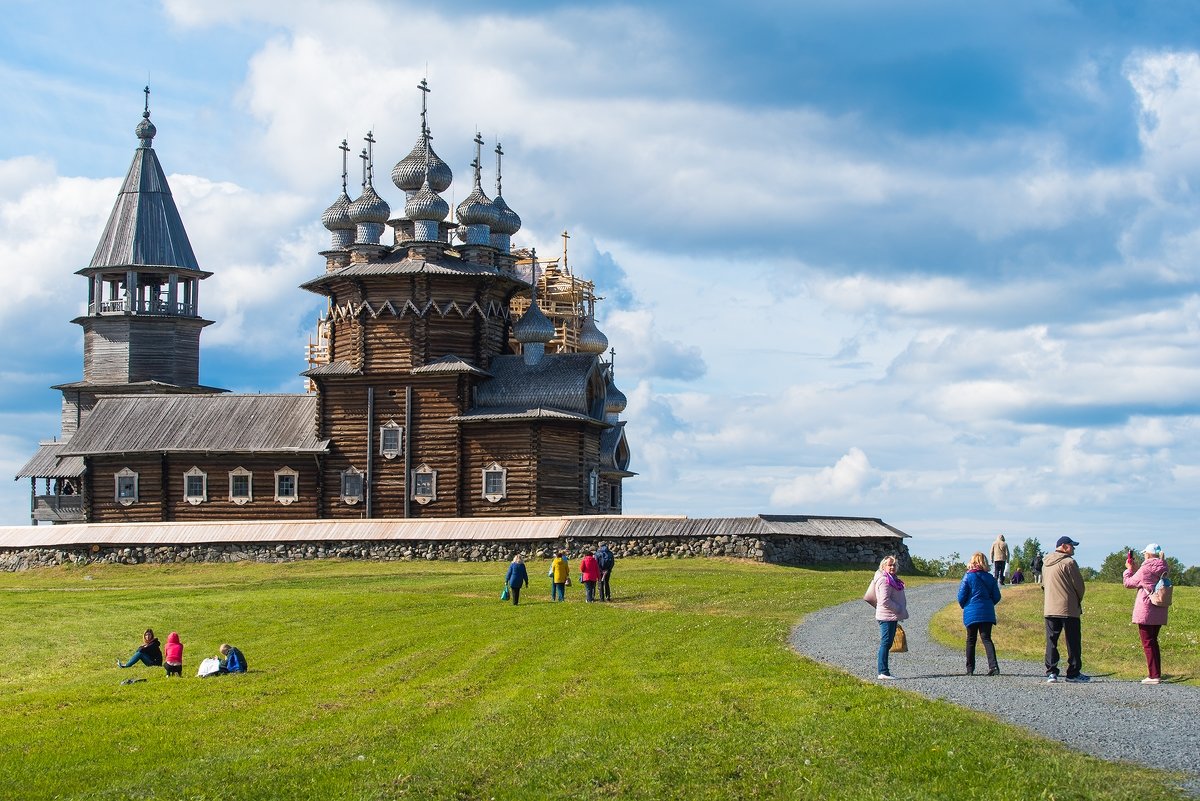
[[0, 535, 911, 572]]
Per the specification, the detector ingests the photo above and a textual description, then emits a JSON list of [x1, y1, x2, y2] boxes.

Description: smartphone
[[1128, 549, 1135, 561]]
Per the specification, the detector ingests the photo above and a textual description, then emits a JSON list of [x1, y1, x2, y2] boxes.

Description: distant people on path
[[990, 534, 1010, 585], [550, 552, 570, 601], [1043, 536, 1087, 683], [117, 628, 162, 669], [595, 543, 615, 601], [164, 631, 184, 677], [957, 552, 1002, 676], [1010, 566, 1024, 585], [1032, 551, 1044, 584], [579, 550, 600, 602], [505, 554, 529, 606], [1124, 544, 1170, 685], [864, 555, 908, 680], [219, 643, 247, 674]]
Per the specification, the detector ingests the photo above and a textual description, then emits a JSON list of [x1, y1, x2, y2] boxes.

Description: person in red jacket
[[579, 550, 601, 603], [164, 631, 183, 677]]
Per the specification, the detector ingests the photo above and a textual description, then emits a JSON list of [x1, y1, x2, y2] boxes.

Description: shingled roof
[[14, 442, 85, 479], [473, 354, 603, 416], [60, 395, 328, 455]]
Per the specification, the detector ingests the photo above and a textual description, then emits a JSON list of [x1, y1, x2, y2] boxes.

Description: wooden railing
[[33, 495, 84, 523], [90, 300, 193, 316]]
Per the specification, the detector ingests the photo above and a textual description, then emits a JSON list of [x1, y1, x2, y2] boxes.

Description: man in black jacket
[[595, 543, 615, 601]]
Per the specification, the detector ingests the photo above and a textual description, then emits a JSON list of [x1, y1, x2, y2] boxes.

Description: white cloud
[[770, 447, 876, 506]]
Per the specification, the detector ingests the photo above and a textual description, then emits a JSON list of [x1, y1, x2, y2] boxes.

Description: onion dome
[[392, 135, 453, 194], [578, 314, 609, 353], [491, 194, 522, 236], [322, 191, 353, 231], [404, 178, 450, 222], [605, 374, 627, 414], [513, 301, 556, 344], [136, 86, 157, 147], [349, 184, 390, 225], [456, 183, 500, 228]]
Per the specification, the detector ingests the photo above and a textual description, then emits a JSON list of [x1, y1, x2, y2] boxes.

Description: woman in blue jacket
[[505, 554, 530, 606], [958, 552, 1002, 675]]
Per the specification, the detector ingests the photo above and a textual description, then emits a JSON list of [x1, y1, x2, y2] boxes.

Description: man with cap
[[1043, 536, 1087, 683]]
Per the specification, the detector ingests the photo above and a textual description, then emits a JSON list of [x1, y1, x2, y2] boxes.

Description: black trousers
[[965, 622, 998, 673], [510, 584, 522, 605], [993, 560, 1006, 584], [599, 570, 611, 600], [1044, 616, 1082, 678]]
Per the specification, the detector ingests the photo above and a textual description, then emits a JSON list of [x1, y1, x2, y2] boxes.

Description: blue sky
[[3, 0, 1200, 568]]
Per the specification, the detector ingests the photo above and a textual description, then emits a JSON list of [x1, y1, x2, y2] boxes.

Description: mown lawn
[[930, 581, 1199, 682], [0, 559, 1190, 800]]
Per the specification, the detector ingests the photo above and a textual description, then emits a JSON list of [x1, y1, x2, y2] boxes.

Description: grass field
[[0, 559, 1190, 800], [930, 581, 1199, 682]]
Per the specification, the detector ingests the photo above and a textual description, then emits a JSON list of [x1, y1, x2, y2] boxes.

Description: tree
[[1014, 538, 1042, 572], [1179, 565, 1200, 587], [1097, 548, 1135, 583]]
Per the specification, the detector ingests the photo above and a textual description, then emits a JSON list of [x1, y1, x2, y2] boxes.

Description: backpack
[[1147, 576, 1173, 608], [596, 549, 614, 571]]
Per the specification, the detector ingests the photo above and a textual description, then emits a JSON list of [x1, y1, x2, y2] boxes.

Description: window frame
[[379, 420, 403, 460], [183, 466, 207, 506], [341, 466, 364, 505], [411, 463, 437, 505], [115, 467, 138, 506], [588, 467, 599, 507], [274, 466, 299, 505], [482, 462, 507, 503], [228, 466, 253, 505]]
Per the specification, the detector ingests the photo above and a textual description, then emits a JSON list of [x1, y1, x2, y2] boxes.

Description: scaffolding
[[509, 232, 602, 354]]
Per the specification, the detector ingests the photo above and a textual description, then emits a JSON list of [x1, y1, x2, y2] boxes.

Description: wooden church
[[16, 85, 634, 524]]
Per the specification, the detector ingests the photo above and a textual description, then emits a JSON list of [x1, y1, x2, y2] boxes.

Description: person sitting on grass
[[218, 643, 247, 674], [164, 632, 183, 677], [117, 628, 162, 669]]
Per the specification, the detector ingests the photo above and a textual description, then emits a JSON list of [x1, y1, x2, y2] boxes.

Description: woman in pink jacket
[[864, 555, 908, 680], [1123, 543, 1170, 684], [164, 631, 184, 677], [579, 550, 601, 603]]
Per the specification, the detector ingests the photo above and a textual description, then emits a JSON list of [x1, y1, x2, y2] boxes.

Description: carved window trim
[[115, 468, 138, 506], [228, 466, 253, 505], [341, 467, 364, 505], [183, 466, 207, 506], [275, 466, 299, 505], [482, 462, 507, 503], [411, 464, 437, 505], [379, 421, 403, 460], [588, 467, 599, 507]]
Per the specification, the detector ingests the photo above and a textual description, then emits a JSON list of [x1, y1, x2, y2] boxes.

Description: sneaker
[[877, 673, 896, 680], [116, 658, 123, 668], [1141, 677, 1161, 685], [966, 669, 975, 676], [1046, 675, 1058, 683], [1064, 674, 1091, 683], [987, 667, 1001, 676]]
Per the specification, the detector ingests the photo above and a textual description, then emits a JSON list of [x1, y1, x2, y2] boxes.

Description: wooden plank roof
[[60, 394, 328, 456], [14, 442, 85, 479], [0, 515, 907, 549]]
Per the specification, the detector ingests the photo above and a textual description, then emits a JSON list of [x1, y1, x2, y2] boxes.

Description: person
[[117, 628, 163, 669], [1010, 565, 1024, 585], [864, 555, 908, 680], [1043, 536, 1087, 683], [1123, 544, 1170, 685], [550, 552, 570, 601], [1032, 551, 1044, 584], [990, 534, 1009, 585], [595, 542, 615, 601], [218, 643, 247, 674], [579, 550, 600, 602], [505, 554, 529, 606], [164, 631, 184, 677], [957, 552, 1002, 676]]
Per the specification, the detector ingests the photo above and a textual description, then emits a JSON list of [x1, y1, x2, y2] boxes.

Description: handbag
[[890, 624, 908, 653], [500, 584, 510, 601], [565, 577, 572, 587]]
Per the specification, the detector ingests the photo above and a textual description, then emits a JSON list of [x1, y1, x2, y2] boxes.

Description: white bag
[[196, 657, 222, 678]]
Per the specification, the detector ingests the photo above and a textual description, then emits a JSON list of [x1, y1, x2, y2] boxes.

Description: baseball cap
[[1055, 536, 1080, 548], [1142, 543, 1162, 556]]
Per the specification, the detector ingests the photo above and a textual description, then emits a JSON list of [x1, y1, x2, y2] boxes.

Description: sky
[[2, 0, 1199, 568]]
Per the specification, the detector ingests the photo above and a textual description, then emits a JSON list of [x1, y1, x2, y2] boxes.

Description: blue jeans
[[877, 620, 897, 675], [122, 648, 160, 668], [552, 582, 565, 601]]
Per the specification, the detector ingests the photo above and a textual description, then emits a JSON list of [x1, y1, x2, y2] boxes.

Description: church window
[[183, 467, 207, 505], [482, 463, 507, 503], [609, 484, 620, 509], [380, 421, 403, 459], [341, 467, 364, 505], [228, 467, 253, 505], [588, 468, 599, 507], [275, 467, 298, 505], [115, 468, 138, 506], [412, 464, 437, 505]]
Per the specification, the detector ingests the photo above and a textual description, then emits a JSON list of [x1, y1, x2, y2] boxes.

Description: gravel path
[[790, 581, 1200, 797]]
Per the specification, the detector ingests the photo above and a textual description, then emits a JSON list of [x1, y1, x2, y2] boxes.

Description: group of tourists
[[503, 544, 616, 605], [987, 534, 1042, 585], [865, 537, 1173, 684], [115, 629, 247, 678]]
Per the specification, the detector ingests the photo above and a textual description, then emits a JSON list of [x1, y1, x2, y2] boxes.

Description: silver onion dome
[[135, 112, 157, 146], [605, 375, 627, 414], [392, 135, 453, 194], [513, 301, 556, 344], [491, 195, 522, 236], [405, 179, 450, 222], [456, 184, 500, 228], [322, 191, 354, 231], [348, 185, 390, 225], [578, 315, 609, 354]]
